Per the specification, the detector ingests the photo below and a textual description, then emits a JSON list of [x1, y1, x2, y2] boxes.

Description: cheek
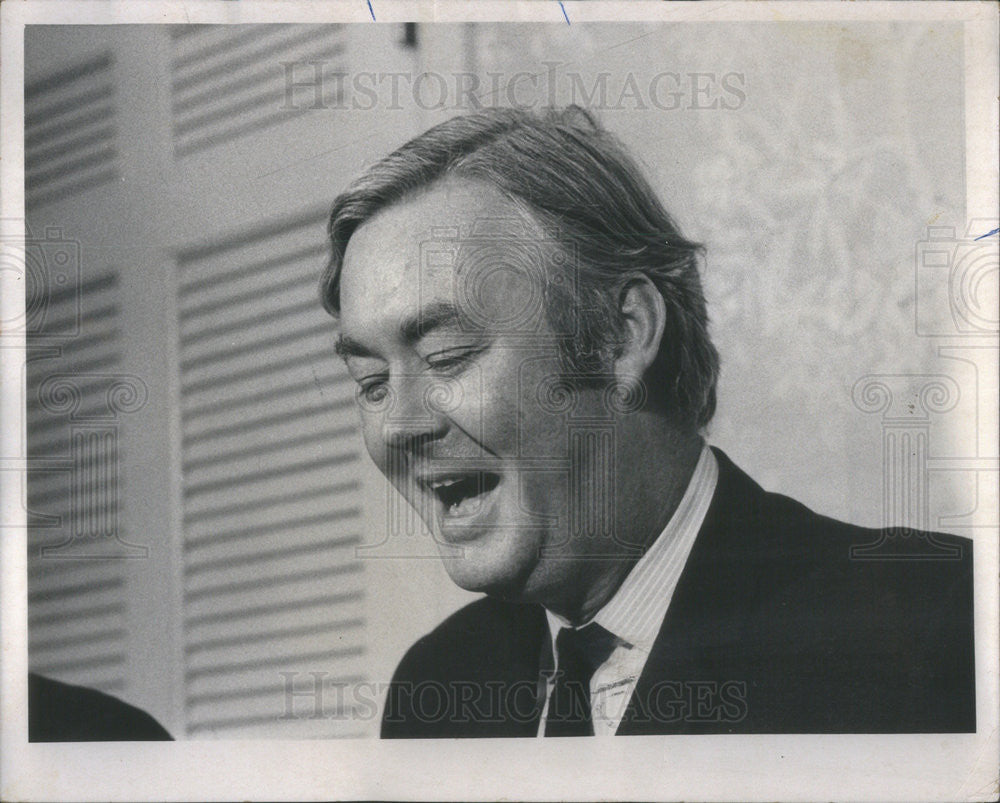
[[452, 372, 524, 457], [479, 349, 564, 441], [358, 413, 387, 471]]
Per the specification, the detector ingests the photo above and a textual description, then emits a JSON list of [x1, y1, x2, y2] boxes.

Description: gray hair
[[320, 106, 719, 430]]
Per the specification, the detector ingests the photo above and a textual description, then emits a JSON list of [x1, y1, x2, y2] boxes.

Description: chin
[[436, 534, 540, 599]]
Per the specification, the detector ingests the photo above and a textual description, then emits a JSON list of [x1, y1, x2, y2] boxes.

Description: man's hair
[[320, 106, 719, 430]]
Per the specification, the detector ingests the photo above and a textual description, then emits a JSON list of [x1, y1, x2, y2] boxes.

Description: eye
[[357, 377, 390, 406], [424, 346, 484, 372]]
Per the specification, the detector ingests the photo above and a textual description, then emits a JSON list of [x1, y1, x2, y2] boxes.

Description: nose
[[379, 374, 451, 454], [383, 420, 444, 454]]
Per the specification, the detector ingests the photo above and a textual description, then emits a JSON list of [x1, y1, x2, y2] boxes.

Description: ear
[[614, 277, 666, 382]]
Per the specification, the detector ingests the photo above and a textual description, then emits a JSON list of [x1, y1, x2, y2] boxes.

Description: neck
[[544, 421, 704, 626]]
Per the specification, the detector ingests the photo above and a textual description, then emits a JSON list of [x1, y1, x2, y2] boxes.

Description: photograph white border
[[2, 2, 997, 801]]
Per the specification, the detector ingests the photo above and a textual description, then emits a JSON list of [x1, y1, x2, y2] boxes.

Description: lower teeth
[[449, 493, 482, 516]]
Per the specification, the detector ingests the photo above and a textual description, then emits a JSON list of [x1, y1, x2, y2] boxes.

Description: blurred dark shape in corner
[[28, 673, 172, 742]]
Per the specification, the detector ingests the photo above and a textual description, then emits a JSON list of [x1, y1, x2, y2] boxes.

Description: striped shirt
[[540, 443, 719, 736]]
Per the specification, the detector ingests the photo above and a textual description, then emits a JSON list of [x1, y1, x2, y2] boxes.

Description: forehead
[[338, 177, 548, 338]]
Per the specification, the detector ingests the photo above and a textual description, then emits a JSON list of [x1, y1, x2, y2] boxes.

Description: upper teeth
[[429, 478, 463, 489]]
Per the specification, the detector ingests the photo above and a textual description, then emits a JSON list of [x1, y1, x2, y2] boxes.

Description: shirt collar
[[545, 443, 719, 651]]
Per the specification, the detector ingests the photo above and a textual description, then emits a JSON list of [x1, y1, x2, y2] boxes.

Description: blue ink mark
[[974, 227, 999, 241], [367, 0, 375, 21], [559, 1, 570, 24]]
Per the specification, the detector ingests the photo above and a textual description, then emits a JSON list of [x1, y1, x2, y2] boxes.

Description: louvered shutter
[[170, 24, 347, 158], [176, 213, 368, 738], [27, 269, 131, 696], [24, 48, 133, 698], [25, 52, 119, 209]]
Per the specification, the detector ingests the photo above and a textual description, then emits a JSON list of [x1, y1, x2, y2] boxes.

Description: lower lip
[[434, 480, 501, 541]]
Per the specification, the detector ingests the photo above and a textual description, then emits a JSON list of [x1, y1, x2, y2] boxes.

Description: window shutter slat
[[177, 213, 367, 739]]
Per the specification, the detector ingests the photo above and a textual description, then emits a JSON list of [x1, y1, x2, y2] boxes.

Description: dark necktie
[[544, 623, 616, 737]]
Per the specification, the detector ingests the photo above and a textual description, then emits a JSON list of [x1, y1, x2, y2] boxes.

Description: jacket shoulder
[[691, 451, 976, 732], [708, 448, 974, 600], [391, 596, 545, 685], [28, 673, 173, 741], [381, 597, 546, 738]]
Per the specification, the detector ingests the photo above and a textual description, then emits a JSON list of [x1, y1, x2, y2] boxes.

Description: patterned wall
[[466, 21, 968, 524]]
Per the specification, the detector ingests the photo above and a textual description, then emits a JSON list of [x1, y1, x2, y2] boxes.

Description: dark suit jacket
[[28, 673, 173, 741], [382, 449, 976, 736]]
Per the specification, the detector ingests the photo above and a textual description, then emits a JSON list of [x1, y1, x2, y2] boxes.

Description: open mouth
[[425, 472, 501, 518]]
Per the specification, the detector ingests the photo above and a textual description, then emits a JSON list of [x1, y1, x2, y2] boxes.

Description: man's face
[[337, 178, 615, 603]]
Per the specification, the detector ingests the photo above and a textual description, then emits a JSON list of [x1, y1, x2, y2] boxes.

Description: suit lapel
[[486, 600, 549, 737], [617, 448, 770, 735]]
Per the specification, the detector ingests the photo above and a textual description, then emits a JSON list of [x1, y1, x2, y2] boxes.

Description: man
[[320, 106, 975, 737]]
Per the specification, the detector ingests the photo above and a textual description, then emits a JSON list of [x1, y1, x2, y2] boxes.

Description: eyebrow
[[400, 300, 467, 343], [334, 333, 377, 360], [334, 301, 469, 360]]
